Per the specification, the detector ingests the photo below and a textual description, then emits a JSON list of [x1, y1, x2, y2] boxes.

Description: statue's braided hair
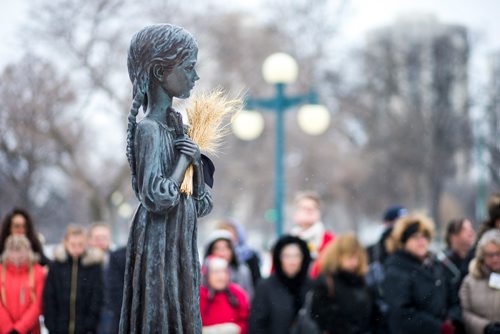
[[126, 24, 197, 195]]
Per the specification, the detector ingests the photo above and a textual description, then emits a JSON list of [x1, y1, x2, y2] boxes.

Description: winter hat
[[383, 205, 408, 223], [205, 229, 233, 247], [400, 223, 421, 244], [202, 255, 229, 277], [201, 255, 239, 308], [217, 219, 256, 262], [386, 213, 435, 252]]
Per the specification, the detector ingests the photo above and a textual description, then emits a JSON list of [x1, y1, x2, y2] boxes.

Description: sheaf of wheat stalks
[[180, 89, 243, 195]]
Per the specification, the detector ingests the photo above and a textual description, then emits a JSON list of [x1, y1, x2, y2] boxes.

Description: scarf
[[290, 221, 326, 257]]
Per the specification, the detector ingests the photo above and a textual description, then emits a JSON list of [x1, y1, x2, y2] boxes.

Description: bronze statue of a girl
[[119, 24, 213, 333]]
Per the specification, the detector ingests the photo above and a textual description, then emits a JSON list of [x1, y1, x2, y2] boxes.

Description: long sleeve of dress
[[135, 121, 181, 213], [194, 186, 213, 218], [191, 158, 213, 218]]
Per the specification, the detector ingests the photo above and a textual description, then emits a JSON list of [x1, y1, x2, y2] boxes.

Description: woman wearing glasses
[[460, 229, 500, 334]]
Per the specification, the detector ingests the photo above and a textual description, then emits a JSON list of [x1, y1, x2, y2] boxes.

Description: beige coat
[[459, 273, 500, 334]]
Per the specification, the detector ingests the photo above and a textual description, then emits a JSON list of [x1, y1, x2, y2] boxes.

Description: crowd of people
[[0, 210, 125, 334], [0, 191, 499, 334]]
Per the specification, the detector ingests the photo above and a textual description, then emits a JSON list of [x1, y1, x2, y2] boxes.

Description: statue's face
[[163, 49, 199, 99]]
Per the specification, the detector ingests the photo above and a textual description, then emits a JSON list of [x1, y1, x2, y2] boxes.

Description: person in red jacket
[[200, 256, 249, 334], [0, 235, 45, 334]]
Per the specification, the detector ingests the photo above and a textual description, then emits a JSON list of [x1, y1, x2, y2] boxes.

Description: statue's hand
[[174, 138, 201, 165]]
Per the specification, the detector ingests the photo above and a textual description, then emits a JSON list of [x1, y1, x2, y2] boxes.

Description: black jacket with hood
[[249, 235, 312, 334]]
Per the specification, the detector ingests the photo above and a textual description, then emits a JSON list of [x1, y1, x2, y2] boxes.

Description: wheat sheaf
[[180, 89, 243, 195]]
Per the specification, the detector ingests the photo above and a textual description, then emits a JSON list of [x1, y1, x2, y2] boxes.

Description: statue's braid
[[126, 88, 145, 195]]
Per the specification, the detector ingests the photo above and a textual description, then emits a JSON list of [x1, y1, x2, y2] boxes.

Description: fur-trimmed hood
[[53, 245, 104, 267]]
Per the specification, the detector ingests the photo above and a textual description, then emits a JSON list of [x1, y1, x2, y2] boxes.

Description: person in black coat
[[311, 233, 377, 334], [367, 205, 407, 264], [107, 246, 127, 334], [249, 235, 312, 334], [383, 213, 461, 334], [43, 225, 103, 334], [366, 206, 408, 334], [440, 218, 476, 287]]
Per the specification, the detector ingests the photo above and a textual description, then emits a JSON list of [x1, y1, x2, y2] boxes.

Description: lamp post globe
[[235, 52, 330, 236], [262, 52, 299, 84], [297, 104, 331, 135], [232, 110, 265, 141]]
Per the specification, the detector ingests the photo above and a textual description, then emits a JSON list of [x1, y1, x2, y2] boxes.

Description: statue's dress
[[119, 116, 213, 334]]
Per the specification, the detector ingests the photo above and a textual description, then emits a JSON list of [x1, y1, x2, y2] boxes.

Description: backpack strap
[[437, 251, 461, 284]]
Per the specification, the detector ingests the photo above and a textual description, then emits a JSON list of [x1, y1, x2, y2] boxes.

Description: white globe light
[[118, 203, 134, 219], [232, 110, 265, 141], [111, 191, 124, 206], [297, 104, 330, 135], [262, 52, 298, 84]]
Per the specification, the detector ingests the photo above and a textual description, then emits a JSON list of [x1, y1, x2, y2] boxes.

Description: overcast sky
[[346, 0, 500, 46], [1, 0, 499, 65], [1, 0, 498, 105]]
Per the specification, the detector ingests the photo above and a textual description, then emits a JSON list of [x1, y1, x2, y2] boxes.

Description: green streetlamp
[[232, 52, 330, 236]]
